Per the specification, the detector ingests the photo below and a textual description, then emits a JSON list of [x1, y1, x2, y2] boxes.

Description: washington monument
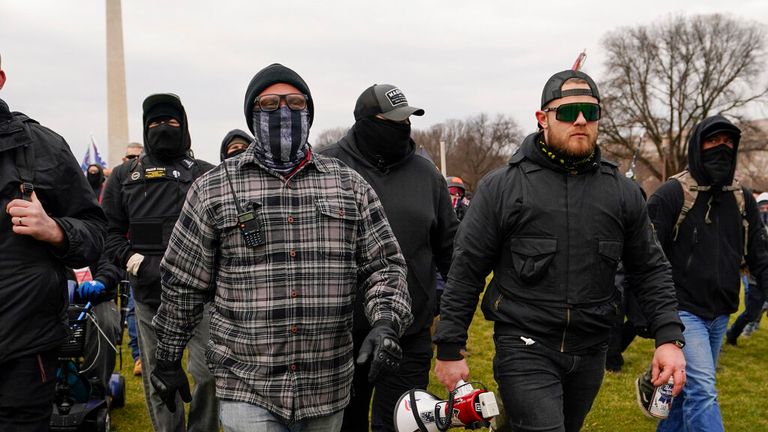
[[106, 0, 129, 168]]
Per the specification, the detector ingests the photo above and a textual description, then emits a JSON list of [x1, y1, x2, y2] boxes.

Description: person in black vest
[[0, 52, 106, 431], [102, 93, 218, 431], [322, 84, 458, 432], [433, 70, 686, 432]]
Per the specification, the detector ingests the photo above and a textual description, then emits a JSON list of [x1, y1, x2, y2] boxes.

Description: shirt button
[[287, 216, 294, 224], [290, 364, 297, 371], [289, 250, 297, 258], [338, 209, 345, 216], [291, 325, 299, 334], [291, 291, 299, 298]]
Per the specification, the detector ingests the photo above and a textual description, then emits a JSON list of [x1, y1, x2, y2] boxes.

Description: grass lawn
[[110, 299, 768, 431]]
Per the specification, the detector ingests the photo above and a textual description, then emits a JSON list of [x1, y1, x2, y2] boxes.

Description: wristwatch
[[672, 339, 685, 349]]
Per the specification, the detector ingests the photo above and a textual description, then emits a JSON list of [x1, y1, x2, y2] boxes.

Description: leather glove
[[356, 320, 402, 383], [126, 253, 145, 276], [150, 359, 191, 413], [76, 280, 106, 302]]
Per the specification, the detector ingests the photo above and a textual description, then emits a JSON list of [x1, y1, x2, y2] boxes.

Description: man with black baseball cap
[[322, 84, 457, 432], [102, 93, 218, 432], [646, 116, 768, 432], [433, 69, 686, 431], [152, 64, 412, 431]]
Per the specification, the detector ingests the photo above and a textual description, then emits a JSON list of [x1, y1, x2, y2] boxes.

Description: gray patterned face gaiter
[[252, 106, 310, 175]]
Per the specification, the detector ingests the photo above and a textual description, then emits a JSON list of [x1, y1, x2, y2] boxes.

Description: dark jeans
[[126, 287, 140, 361], [493, 331, 606, 432], [0, 349, 59, 432], [341, 328, 432, 432], [728, 280, 766, 341]]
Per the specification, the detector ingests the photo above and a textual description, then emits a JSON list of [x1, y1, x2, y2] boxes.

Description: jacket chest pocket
[[509, 237, 557, 285], [314, 197, 361, 260]]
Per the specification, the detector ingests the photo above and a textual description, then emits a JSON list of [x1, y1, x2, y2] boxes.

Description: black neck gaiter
[[538, 138, 595, 171], [147, 125, 186, 161], [353, 117, 412, 167], [701, 145, 734, 186]]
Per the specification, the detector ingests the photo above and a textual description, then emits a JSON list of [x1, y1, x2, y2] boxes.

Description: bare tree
[[312, 127, 348, 151], [599, 14, 768, 182], [413, 114, 522, 190]]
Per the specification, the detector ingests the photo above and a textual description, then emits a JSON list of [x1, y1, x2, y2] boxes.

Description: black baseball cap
[[541, 70, 600, 108], [354, 84, 424, 121]]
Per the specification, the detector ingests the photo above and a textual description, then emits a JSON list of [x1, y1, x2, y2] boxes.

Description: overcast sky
[[2, 0, 767, 165]]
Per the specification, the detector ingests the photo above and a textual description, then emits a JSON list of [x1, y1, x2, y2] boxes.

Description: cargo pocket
[[509, 237, 557, 284]]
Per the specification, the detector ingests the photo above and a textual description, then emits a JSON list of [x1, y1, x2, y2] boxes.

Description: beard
[[546, 129, 597, 160]]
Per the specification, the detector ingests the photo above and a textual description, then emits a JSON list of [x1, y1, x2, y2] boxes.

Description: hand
[[651, 342, 686, 396], [356, 321, 402, 383], [76, 280, 106, 302], [126, 253, 145, 276], [435, 359, 470, 391], [6, 190, 65, 246], [150, 359, 191, 413]]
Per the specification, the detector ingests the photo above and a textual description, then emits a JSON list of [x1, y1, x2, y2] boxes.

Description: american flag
[[571, 50, 587, 71]]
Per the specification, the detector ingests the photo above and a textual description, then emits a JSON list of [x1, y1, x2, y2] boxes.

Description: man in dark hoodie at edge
[[102, 93, 218, 432], [647, 116, 768, 432], [321, 84, 458, 432], [0, 52, 106, 431], [219, 128, 252, 162], [433, 70, 686, 432]]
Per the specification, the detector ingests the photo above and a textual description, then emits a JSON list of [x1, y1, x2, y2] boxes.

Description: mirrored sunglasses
[[542, 102, 601, 122]]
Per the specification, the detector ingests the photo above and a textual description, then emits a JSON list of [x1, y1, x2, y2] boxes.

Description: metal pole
[[440, 140, 447, 177]]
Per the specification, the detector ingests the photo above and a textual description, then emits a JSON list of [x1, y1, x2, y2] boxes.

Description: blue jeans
[[657, 311, 728, 432], [492, 330, 606, 432], [220, 401, 343, 432]]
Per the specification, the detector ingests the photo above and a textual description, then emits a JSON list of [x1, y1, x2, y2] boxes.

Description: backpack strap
[[12, 116, 39, 201], [669, 170, 698, 241], [723, 179, 749, 257]]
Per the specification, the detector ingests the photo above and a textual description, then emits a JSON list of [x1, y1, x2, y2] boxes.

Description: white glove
[[126, 253, 145, 276]]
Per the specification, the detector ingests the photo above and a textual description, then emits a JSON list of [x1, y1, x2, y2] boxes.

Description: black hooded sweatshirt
[[648, 116, 768, 319], [321, 129, 459, 336]]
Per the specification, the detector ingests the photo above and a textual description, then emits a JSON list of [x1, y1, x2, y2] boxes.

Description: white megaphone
[[393, 380, 499, 432]]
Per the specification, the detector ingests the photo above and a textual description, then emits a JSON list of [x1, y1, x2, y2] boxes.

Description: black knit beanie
[[243, 63, 313, 134]]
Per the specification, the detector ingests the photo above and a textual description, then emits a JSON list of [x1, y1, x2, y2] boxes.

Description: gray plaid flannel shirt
[[153, 149, 412, 422]]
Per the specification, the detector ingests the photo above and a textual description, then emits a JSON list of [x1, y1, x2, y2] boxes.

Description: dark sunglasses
[[542, 102, 601, 122], [124, 154, 138, 160], [254, 93, 308, 112]]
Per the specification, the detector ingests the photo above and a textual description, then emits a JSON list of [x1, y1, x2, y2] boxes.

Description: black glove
[[150, 359, 191, 413], [356, 320, 402, 383]]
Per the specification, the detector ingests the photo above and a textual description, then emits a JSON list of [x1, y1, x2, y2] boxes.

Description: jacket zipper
[[560, 306, 571, 352]]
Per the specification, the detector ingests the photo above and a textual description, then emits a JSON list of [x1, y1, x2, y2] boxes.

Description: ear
[[535, 110, 548, 130], [0, 70, 6, 90]]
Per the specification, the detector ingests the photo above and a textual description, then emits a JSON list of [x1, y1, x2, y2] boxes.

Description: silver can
[[649, 377, 675, 419]]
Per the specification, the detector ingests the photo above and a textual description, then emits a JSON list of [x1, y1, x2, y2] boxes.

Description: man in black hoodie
[[647, 116, 768, 432], [219, 128, 252, 161], [322, 84, 458, 432], [102, 93, 218, 432], [433, 70, 686, 432], [0, 52, 106, 431]]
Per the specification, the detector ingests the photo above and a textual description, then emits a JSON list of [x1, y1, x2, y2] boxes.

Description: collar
[[237, 144, 330, 176]]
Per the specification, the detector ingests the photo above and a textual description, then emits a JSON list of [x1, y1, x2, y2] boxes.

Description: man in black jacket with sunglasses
[[433, 70, 686, 432]]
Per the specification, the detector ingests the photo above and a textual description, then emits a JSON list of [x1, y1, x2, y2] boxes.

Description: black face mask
[[353, 117, 412, 166], [147, 124, 185, 161], [701, 145, 734, 186], [86, 172, 102, 190]]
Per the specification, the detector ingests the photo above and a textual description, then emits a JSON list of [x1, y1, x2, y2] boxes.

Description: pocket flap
[[598, 240, 623, 261], [315, 197, 361, 221], [510, 237, 557, 257]]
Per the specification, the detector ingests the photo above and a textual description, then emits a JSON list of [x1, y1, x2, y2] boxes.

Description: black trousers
[[0, 349, 58, 432], [493, 331, 606, 432], [341, 328, 433, 432]]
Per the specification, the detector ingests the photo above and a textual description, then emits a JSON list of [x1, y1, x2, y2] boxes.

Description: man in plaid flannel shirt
[[150, 63, 412, 431]]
